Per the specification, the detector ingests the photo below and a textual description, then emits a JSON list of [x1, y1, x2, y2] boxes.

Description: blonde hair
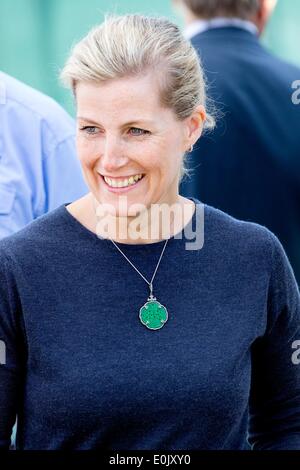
[[61, 14, 216, 180]]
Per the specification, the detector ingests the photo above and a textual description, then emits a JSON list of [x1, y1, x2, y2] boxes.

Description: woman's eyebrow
[[77, 117, 154, 126], [124, 120, 154, 127], [77, 117, 101, 125]]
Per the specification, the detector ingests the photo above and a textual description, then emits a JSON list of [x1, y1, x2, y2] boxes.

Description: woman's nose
[[101, 137, 129, 173]]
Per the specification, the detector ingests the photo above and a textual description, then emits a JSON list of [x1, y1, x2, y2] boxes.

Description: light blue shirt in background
[[0, 71, 88, 239]]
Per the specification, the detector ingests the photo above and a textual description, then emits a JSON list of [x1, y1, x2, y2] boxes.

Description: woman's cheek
[[77, 138, 101, 168], [140, 151, 161, 170]]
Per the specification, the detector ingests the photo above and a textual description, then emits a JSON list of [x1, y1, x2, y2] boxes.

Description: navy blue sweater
[[0, 199, 300, 450]]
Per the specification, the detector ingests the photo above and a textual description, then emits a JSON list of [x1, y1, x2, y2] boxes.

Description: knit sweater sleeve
[[248, 232, 300, 449], [0, 249, 25, 450]]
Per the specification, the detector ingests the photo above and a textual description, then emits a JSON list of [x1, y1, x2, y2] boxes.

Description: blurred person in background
[[0, 71, 88, 239], [174, 0, 300, 285]]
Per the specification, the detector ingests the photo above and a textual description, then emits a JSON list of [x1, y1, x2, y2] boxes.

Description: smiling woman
[[73, 74, 202, 225], [60, 14, 212, 232], [0, 13, 299, 452]]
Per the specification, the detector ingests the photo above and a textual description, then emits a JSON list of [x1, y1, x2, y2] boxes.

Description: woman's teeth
[[103, 174, 143, 188]]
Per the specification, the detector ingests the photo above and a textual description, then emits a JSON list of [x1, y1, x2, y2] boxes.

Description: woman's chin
[[94, 182, 151, 216]]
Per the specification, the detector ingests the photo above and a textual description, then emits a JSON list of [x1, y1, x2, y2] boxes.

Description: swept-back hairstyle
[[61, 14, 216, 179]]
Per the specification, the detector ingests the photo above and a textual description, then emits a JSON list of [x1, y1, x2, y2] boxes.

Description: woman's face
[[76, 73, 201, 216]]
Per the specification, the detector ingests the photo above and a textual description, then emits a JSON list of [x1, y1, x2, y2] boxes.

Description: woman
[[0, 14, 299, 450]]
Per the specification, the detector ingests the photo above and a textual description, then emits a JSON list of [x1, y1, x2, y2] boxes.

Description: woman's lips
[[99, 174, 145, 193]]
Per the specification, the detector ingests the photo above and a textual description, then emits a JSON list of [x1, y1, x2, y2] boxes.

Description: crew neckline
[[60, 197, 201, 250]]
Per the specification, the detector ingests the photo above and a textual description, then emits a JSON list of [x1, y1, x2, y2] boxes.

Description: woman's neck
[[67, 192, 195, 245]]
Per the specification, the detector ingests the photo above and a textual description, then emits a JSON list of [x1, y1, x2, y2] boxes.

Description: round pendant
[[139, 299, 168, 330]]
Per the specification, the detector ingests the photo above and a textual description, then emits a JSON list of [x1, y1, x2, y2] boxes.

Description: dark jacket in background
[[180, 27, 300, 284]]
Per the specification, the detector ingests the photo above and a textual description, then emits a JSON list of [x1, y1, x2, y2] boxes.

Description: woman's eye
[[80, 126, 99, 135], [129, 127, 149, 136]]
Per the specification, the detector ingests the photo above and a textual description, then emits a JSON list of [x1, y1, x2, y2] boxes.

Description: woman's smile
[[98, 172, 146, 193]]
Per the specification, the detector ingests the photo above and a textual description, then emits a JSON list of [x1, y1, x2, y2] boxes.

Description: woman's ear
[[184, 105, 206, 150]]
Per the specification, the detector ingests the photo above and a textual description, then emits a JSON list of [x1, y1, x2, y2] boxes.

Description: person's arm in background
[[38, 132, 87, 215], [248, 232, 300, 449], [0, 72, 87, 240]]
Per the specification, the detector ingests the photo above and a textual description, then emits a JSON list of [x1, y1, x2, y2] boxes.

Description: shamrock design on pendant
[[139, 290, 168, 330]]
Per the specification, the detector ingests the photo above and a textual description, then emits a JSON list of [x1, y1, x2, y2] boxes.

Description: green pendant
[[139, 296, 168, 330]]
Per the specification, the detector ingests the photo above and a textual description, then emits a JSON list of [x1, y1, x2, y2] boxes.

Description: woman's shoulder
[[199, 201, 293, 288], [0, 204, 71, 260], [194, 199, 279, 265], [190, 198, 273, 240], [203, 201, 272, 239]]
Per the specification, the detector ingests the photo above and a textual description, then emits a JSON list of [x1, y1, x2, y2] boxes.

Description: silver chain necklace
[[110, 237, 169, 330], [93, 197, 169, 330]]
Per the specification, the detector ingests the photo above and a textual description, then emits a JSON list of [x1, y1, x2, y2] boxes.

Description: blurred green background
[[0, 0, 299, 115]]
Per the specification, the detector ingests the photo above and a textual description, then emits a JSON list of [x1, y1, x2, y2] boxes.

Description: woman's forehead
[[75, 76, 176, 126], [76, 71, 168, 106]]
